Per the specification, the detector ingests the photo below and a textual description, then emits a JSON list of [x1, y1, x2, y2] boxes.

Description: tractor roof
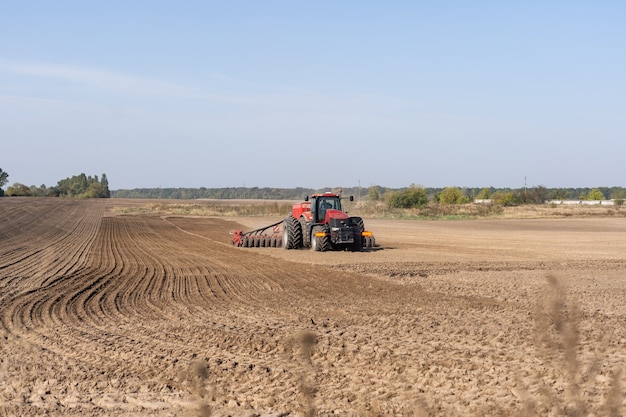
[[310, 192, 340, 198]]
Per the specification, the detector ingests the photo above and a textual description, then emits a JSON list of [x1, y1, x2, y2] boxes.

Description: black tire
[[351, 217, 364, 252], [311, 225, 331, 252], [320, 225, 331, 252], [311, 225, 322, 251], [299, 217, 310, 248], [282, 217, 302, 250], [352, 216, 364, 229]]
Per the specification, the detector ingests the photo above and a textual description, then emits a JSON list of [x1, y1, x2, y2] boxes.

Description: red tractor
[[230, 191, 375, 251], [282, 192, 374, 251]]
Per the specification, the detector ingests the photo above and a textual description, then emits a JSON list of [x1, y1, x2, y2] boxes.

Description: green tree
[[6, 183, 32, 196], [439, 187, 469, 205], [551, 189, 569, 200], [476, 187, 491, 200], [0, 168, 8, 196], [610, 189, 625, 206], [492, 191, 517, 206], [367, 186, 381, 201], [54, 173, 111, 198], [387, 186, 428, 208], [527, 185, 549, 204], [100, 173, 111, 198], [586, 188, 605, 200], [82, 182, 108, 198]]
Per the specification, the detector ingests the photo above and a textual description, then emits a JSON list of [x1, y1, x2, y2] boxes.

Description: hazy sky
[[1, 2, 625, 190]]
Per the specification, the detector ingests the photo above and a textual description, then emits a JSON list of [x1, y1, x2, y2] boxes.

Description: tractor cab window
[[317, 197, 339, 222]]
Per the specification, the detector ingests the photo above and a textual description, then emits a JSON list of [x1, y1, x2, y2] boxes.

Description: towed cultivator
[[231, 191, 376, 252], [230, 220, 283, 248]]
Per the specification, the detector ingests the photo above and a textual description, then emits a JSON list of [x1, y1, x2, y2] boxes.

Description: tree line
[[381, 185, 625, 208], [2, 168, 622, 207], [0, 169, 110, 198], [111, 186, 318, 200], [111, 184, 625, 207]]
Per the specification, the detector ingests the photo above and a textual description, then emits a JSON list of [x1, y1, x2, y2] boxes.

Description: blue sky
[[1, 2, 624, 190]]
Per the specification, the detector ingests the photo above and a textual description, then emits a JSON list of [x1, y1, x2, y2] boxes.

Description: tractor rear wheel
[[299, 217, 310, 248], [282, 217, 302, 250]]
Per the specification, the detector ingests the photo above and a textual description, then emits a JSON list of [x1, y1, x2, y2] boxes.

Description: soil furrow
[[0, 199, 624, 416]]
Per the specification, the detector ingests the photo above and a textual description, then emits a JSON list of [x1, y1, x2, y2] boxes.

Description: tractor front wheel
[[311, 225, 330, 252]]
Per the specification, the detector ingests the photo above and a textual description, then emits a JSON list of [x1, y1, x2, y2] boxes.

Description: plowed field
[[1, 198, 625, 416]]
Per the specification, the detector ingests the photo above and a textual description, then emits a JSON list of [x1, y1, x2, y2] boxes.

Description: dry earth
[[0, 198, 625, 416]]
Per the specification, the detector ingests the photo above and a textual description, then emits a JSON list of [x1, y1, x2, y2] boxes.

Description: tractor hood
[[325, 209, 349, 223]]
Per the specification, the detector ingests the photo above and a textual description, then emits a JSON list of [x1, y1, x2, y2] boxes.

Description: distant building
[[546, 200, 615, 206]]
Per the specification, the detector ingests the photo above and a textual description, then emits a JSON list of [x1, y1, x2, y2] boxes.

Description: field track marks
[[0, 199, 103, 333], [4, 200, 622, 416], [0, 199, 103, 293]]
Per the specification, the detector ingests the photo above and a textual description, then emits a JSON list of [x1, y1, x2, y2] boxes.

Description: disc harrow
[[230, 220, 283, 248]]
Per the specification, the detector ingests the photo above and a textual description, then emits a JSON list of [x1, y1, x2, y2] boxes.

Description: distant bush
[[583, 188, 605, 201], [6, 183, 32, 196], [367, 186, 382, 201], [492, 191, 518, 206], [387, 187, 428, 208], [438, 187, 469, 205], [611, 189, 625, 206], [476, 187, 491, 199]]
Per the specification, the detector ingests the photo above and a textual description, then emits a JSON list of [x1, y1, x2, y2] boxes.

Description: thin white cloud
[[0, 60, 337, 109], [0, 60, 418, 119], [0, 60, 237, 102]]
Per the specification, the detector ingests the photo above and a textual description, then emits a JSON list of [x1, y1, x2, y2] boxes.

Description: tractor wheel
[[311, 225, 322, 251], [351, 217, 364, 252], [299, 217, 310, 248], [282, 217, 302, 250], [353, 217, 365, 232], [311, 225, 330, 252]]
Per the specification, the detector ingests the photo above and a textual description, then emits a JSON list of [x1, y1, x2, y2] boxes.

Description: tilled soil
[[0, 198, 624, 416]]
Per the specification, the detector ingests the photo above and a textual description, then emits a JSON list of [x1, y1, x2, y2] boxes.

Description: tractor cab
[[306, 192, 353, 223], [312, 195, 341, 223]]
